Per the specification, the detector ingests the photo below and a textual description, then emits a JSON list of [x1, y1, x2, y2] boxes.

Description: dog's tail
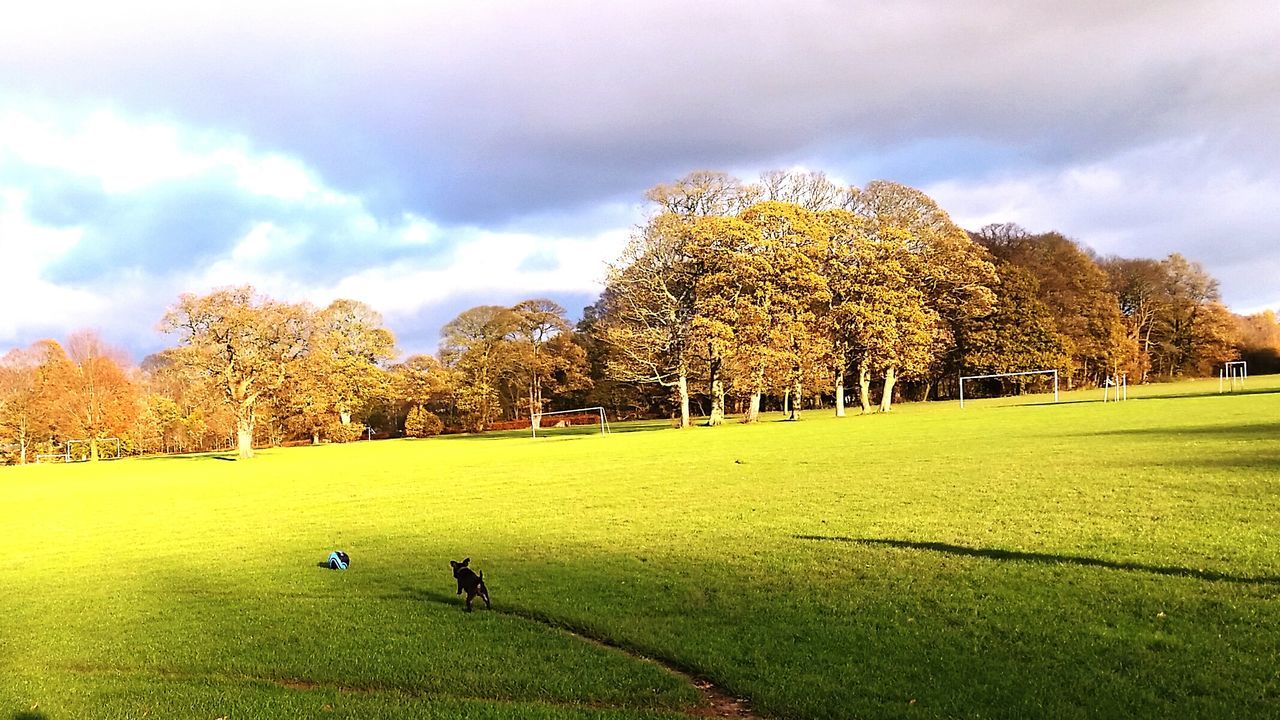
[[478, 570, 484, 581]]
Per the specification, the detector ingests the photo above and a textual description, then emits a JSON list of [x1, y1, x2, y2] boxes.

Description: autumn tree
[[737, 202, 831, 420], [509, 299, 590, 426], [0, 346, 40, 464], [28, 333, 139, 461], [130, 393, 181, 454], [820, 209, 864, 416], [598, 214, 701, 427], [1150, 253, 1240, 377], [758, 170, 849, 211], [827, 222, 941, 413], [645, 171, 759, 218], [1101, 256, 1168, 382], [386, 353, 456, 433], [975, 224, 1127, 387], [1236, 310, 1280, 375], [288, 299, 396, 444], [162, 286, 309, 459], [136, 350, 236, 453], [404, 405, 444, 437], [960, 264, 1070, 395], [852, 181, 997, 408], [570, 294, 653, 419], [440, 305, 519, 432]]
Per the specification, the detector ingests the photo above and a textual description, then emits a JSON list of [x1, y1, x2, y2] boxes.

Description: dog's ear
[[449, 560, 459, 569], [461, 557, 470, 566]]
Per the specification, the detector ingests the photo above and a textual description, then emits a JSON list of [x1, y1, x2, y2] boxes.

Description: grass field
[[2, 377, 1279, 719]]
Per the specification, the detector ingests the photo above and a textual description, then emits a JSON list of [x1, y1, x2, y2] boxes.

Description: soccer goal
[[1102, 374, 1128, 402], [531, 406, 609, 438], [1220, 361, 1247, 393], [35, 450, 70, 464], [959, 369, 1059, 409], [67, 438, 123, 461]]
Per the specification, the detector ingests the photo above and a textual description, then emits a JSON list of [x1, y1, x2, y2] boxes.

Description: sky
[[1, 1, 1276, 361]]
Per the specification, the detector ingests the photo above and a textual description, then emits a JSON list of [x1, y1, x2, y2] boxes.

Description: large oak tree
[[162, 286, 309, 459]]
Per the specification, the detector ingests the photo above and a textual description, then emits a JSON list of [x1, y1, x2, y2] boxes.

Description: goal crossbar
[[1221, 360, 1247, 392], [531, 406, 609, 438], [959, 369, 1059, 409]]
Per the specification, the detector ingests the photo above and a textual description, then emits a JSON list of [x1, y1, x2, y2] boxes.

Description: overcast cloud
[[0, 0, 1276, 359]]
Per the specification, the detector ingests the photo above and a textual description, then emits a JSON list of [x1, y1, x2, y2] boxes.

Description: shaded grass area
[[2, 376, 1279, 718], [4, 673, 693, 720], [794, 535, 1280, 585]]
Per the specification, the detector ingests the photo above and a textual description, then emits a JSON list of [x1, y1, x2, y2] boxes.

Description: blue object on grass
[[327, 550, 350, 570]]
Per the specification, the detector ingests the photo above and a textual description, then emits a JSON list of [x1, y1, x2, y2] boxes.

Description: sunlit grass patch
[[2, 376, 1279, 718]]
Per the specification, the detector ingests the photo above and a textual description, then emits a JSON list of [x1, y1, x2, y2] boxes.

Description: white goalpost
[[1220, 361, 1247, 393], [38, 438, 124, 463], [959, 369, 1059, 409], [68, 438, 123, 461], [531, 406, 609, 438], [1102, 374, 1128, 402]]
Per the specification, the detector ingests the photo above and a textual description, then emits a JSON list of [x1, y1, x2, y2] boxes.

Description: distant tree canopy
[[597, 172, 1000, 425], [0, 169, 1258, 462], [591, 171, 1245, 424]]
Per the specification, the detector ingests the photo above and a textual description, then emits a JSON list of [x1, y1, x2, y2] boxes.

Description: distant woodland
[[2, 171, 1278, 463]]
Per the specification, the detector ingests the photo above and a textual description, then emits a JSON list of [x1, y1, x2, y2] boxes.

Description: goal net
[[531, 406, 610, 438], [959, 370, 1060, 409]]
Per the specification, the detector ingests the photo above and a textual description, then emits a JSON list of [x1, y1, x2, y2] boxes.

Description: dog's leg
[[480, 583, 491, 609], [465, 591, 474, 612], [456, 581, 463, 595]]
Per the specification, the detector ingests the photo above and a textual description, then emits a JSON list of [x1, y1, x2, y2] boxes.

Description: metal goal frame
[[959, 369, 1060, 409], [531, 406, 609, 438]]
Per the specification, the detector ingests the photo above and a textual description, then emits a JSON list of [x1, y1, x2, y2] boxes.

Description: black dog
[[449, 558, 491, 611]]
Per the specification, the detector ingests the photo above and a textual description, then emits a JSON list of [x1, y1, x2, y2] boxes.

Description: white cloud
[[1, 3, 1277, 354], [0, 104, 637, 355], [0, 191, 101, 341], [926, 139, 1280, 311]]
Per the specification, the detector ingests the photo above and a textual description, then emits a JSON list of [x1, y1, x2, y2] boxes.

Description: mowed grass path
[[2, 377, 1279, 719]]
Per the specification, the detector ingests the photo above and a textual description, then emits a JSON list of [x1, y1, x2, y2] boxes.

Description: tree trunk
[[89, 437, 100, 462], [1141, 320, 1154, 383], [677, 370, 690, 429], [880, 366, 898, 413], [858, 359, 871, 414], [312, 430, 321, 445], [530, 384, 543, 430], [707, 350, 724, 426], [236, 412, 255, 459], [789, 370, 802, 421], [743, 368, 763, 423], [835, 368, 846, 417]]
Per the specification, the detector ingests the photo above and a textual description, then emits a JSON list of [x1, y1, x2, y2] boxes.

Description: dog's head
[[449, 558, 471, 577]]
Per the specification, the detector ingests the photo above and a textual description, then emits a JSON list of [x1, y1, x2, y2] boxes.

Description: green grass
[[2, 377, 1279, 719]]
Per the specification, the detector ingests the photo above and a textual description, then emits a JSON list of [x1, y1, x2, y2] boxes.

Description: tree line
[[591, 171, 1251, 427], [1, 170, 1274, 463]]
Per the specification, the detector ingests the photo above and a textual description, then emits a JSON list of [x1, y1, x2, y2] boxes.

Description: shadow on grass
[[979, 398, 1097, 408], [136, 452, 238, 462], [794, 535, 1280, 586], [1136, 386, 1280, 402], [14, 712, 48, 720], [441, 422, 674, 442], [402, 586, 459, 603], [393, 586, 756, 716], [1081, 421, 1280, 441], [969, 385, 1279, 409]]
